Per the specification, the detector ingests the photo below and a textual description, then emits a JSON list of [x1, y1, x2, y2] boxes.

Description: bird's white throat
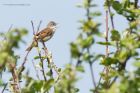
[[50, 26, 57, 32]]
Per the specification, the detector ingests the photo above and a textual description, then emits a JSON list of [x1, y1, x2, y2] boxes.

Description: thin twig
[[32, 61, 40, 80], [85, 0, 97, 92], [89, 63, 96, 88], [8, 24, 13, 32], [106, 0, 119, 51], [21, 51, 30, 67], [107, 0, 114, 30], [1, 83, 8, 93], [31, 20, 35, 35], [4, 24, 13, 40], [87, 49, 96, 89], [10, 63, 20, 93], [76, 49, 84, 67], [87, 0, 91, 20], [96, 67, 106, 89], [105, 10, 110, 89], [37, 20, 42, 33], [19, 21, 36, 77], [105, 10, 109, 57], [34, 21, 47, 81], [109, 76, 118, 87], [41, 42, 53, 77], [36, 45, 47, 81], [109, 55, 130, 87]]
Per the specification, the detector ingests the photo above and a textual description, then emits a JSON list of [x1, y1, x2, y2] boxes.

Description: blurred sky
[[0, 0, 138, 93]]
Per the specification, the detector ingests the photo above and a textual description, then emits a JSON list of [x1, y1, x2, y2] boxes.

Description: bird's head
[[47, 21, 57, 31]]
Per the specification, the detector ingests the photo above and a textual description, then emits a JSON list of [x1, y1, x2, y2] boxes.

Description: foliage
[[0, 0, 140, 93], [70, 0, 140, 93], [0, 28, 27, 72]]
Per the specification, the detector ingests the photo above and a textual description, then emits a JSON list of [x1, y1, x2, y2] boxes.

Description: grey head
[[47, 21, 57, 28]]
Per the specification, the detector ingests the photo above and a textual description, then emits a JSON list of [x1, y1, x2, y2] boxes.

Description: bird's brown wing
[[36, 28, 53, 39]]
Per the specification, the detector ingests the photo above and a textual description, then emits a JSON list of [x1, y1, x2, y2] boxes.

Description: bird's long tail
[[26, 42, 34, 51]]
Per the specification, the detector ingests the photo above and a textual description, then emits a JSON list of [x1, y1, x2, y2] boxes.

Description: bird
[[26, 21, 57, 51]]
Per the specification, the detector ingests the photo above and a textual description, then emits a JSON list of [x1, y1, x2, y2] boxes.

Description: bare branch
[[37, 20, 42, 33], [31, 20, 35, 35]]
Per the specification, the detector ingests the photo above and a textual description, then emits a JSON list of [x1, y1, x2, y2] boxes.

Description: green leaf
[[115, 50, 129, 63], [76, 65, 85, 72], [111, 30, 120, 41], [0, 79, 3, 86], [80, 35, 94, 48], [130, 20, 138, 29], [39, 62, 42, 67], [135, 58, 140, 60], [33, 81, 43, 91], [34, 56, 40, 59], [97, 42, 112, 45], [46, 71, 51, 76], [112, 1, 123, 14], [58, 68, 62, 72], [74, 88, 80, 92], [34, 56, 46, 60], [81, 20, 99, 33], [133, 61, 140, 67], [101, 57, 118, 66], [44, 79, 54, 91], [89, 11, 101, 17], [83, 0, 89, 8], [82, 52, 91, 61], [70, 42, 81, 58]]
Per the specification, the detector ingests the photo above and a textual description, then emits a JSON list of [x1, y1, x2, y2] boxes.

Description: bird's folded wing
[[36, 28, 53, 39]]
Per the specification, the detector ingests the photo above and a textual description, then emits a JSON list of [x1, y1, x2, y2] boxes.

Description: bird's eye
[[52, 22, 55, 26]]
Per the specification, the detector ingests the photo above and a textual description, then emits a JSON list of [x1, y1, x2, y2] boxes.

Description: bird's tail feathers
[[26, 42, 34, 51], [26, 45, 33, 51]]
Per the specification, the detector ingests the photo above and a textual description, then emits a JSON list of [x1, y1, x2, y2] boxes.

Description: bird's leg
[[42, 42, 48, 55]]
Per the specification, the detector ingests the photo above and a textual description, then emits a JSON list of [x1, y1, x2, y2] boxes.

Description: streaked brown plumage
[[26, 21, 57, 51]]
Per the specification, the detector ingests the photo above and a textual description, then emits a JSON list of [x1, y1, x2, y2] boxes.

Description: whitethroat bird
[[26, 21, 57, 51]]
